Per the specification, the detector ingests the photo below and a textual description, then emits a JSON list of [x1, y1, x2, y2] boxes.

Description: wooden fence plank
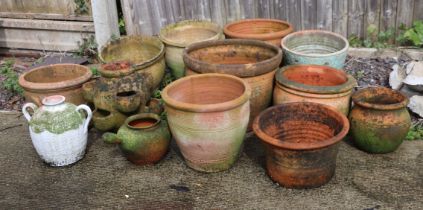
[[380, 0, 398, 31], [396, 0, 414, 37], [316, 0, 333, 30], [210, 0, 226, 26], [224, 0, 242, 23], [347, 0, 365, 37], [240, 0, 258, 19], [364, 0, 381, 38], [301, 0, 317, 29], [332, 0, 348, 37], [413, 0, 423, 22], [258, 0, 272, 19], [287, 0, 301, 30], [273, 0, 288, 21]]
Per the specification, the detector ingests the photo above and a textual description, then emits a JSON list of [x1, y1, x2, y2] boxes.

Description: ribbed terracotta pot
[[161, 73, 251, 172], [253, 102, 349, 188], [274, 64, 357, 115], [19, 64, 92, 106], [224, 18, 293, 47], [159, 20, 223, 79], [349, 87, 411, 153], [281, 30, 349, 69], [183, 39, 282, 130]]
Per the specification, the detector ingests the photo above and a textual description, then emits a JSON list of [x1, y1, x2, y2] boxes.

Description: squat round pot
[[183, 39, 282, 130], [349, 87, 411, 153], [159, 20, 223, 79], [281, 30, 349, 69], [224, 18, 293, 46], [274, 64, 357, 115], [253, 102, 349, 188], [19, 64, 92, 106], [103, 113, 171, 165], [162, 73, 251, 172]]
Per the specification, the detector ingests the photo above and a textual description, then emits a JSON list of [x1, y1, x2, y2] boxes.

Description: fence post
[[91, 0, 120, 50]]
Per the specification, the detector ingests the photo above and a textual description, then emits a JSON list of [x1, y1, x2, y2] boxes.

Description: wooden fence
[[121, 0, 423, 38]]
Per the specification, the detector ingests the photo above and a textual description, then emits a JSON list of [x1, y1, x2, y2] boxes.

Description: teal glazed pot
[[281, 30, 349, 69], [103, 113, 171, 165]]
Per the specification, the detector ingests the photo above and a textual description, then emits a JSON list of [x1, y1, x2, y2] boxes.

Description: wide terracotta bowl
[[162, 73, 251, 172], [253, 102, 349, 188], [224, 18, 293, 46], [19, 64, 92, 106]]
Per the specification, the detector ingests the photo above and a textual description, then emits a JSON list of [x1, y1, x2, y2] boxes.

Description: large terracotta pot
[[161, 73, 251, 172], [183, 39, 282, 130], [349, 87, 411, 153], [159, 20, 223, 79], [19, 64, 92, 106], [281, 30, 349, 69], [224, 18, 293, 47], [253, 102, 349, 188], [274, 64, 357, 115]]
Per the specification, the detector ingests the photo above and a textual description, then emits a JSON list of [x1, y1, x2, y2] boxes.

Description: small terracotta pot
[[224, 18, 293, 46], [19, 64, 92, 106], [274, 64, 357, 115], [162, 73, 251, 172], [183, 39, 282, 130], [349, 87, 411, 153], [114, 90, 142, 113], [253, 102, 349, 188]]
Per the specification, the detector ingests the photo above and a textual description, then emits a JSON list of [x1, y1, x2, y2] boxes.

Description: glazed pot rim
[[253, 102, 349, 150], [19, 64, 92, 91], [223, 18, 294, 40], [352, 87, 409, 110], [125, 113, 161, 130], [183, 39, 282, 77], [275, 64, 357, 94], [161, 73, 251, 113], [281, 30, 349, 57], [159, 20, 223, 48]]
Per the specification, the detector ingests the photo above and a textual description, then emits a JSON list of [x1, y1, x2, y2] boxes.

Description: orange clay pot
[[224, 18, 293, 47], [273, 64, 357, 115]]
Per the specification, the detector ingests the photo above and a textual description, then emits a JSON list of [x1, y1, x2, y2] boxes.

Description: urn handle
[[22, 103, 38, 122], [76, 104, 93, 132]]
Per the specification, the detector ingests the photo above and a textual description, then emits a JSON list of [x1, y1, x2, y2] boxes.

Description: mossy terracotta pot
[[103, 113, 171, 165], [281, 30, 349, 69], [349, 87, 411, 153], [159, 20, 223, 79], [183, 39, 282, 130], [99, 35, 165, 89], [19, 64, 92, 106], [274, 64, 357, 115], [224, 18, 293, 47], [253, 102, 349, 188], [162, 73, 251, 172], [22, 95, 92, 166]]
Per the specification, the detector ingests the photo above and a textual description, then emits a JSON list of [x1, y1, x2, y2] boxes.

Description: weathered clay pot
[[349, 87, 411, 153], [281, 30, 349, 69], [99, 35, 165, 89], [19, 64, 92, 106], [224, 18, 293, 46], [159, 20, 223, 79], [103, 113, 171, 165], [161, 73, 251, 172], [274, 64, 357, 115], [183, 39, 282, 130], [253, 102, 349, 188]]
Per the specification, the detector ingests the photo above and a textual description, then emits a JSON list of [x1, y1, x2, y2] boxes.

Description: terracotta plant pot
[[274, 64, 357, 115], [349, 87, 411, 153], [224, 18, 293, 46], [253, 102, 349, 188], [162, 73, 251, 172], [99, 35, 165, 89], [183, 39, 282, 130], [19, 64, 92, 106], [159, 20, 223, 79], [281, 30, 349, 69]]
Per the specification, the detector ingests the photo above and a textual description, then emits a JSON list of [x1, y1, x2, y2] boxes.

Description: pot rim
[[275, 64, 357, 94], [19, 64, 92, 91], [161, 73, 251, 113], [223, 18, 294, 40], [352, 87, 409, 110], [183, 39, 282, 77], [281, 30, 349, 58], [159, 20, 223, 48], [125, 113, 161, 130], [253, 102, 349, 150]]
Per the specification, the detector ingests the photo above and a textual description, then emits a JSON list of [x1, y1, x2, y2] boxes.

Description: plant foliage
[[0, 60, 23, 95]]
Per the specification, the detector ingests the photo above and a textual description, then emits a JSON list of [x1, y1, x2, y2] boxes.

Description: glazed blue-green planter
[[281, 30, 349, 69]]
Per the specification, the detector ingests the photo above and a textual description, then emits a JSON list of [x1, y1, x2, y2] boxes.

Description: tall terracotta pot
[[183, 39, 282, 130], [161, 73, 251, 172]]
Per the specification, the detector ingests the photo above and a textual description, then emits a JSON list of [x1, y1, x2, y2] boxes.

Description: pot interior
[[93, 109, 111, 119], [354, 87, 406, 105], [128, 118, 158, 128], [116, 90, 137, 97], [162, 27, 218, 46], [283, 65, 347, 86], [227, 20, 290, 34], [24, 65, 88, 84], [283, 31, 347, 55]]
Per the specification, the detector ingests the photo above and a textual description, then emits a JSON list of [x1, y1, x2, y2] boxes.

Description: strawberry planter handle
[[76, 104, 92, 132], [22, 103, 38, 122]]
